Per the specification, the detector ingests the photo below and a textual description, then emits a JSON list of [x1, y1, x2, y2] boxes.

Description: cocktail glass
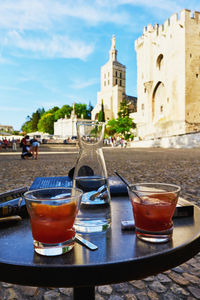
[[24, 187, 83, 256], [128, 183, 181, 243]]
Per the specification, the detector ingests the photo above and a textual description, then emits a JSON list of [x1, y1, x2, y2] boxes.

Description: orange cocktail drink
[[128, 183, 180, 243], [31, 201, 77, 244], [24, 187, 83, 256]]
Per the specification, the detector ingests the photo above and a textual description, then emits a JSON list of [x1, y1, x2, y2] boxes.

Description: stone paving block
[[188, 286, 200, 299], [149, 280, 168, 293], [97, 285, 113, 295], [125, 294, 137, 300], [129, 280, 146, 289], [168, 271, 190, 285], [183, 273, 200, 284], [170, 283, 190, 296], [147, 289, 159, 300]]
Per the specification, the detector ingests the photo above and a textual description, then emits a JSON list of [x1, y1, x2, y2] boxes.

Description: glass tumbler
[[73, 121, 111, 233], [128, 183, 180, 243], [24, 187, 83, 256]]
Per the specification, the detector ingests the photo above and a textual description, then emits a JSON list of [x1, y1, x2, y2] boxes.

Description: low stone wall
[[130, 132, 200, 148]]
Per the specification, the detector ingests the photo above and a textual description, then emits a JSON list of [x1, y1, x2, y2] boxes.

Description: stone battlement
[[135, 9, 200, 47]]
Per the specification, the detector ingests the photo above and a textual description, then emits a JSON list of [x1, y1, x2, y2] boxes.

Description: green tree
[[105, 119, 118, 136], [37, 106, 59, 133], [12, 130, 20, 135], [21, 115, 33, 133], [118, 99, 130, 118], [54, 105, 72, 121], [116, 116, 136, 138], [105, 100, 136, 140], [32, 110, 41, 131], [75, 103, 92, 119], [37, 113, 55, 134], [21, 108, 45, 133], [98, 100, 105, 122], [48, 106, 60, 114]]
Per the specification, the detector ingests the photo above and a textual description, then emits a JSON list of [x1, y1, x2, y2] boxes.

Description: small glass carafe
[[73, 121, 111, 233]]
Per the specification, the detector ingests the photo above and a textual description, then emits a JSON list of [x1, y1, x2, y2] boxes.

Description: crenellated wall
[[135, 9, 200, 140], [136, 9, 200, 48]]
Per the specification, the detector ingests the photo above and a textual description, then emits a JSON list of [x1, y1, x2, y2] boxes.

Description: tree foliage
[[105, 99, 136, 140], [20, 103, 94, 134], [54, 105, 72, 121], [32, 108, 45, 131], [21, 108, 45, 133], [75, 103, 93, 119], [98, 100, 105, 122], [37, 113, 55, 134], [105, 119, 118, 136], [118, 99, 130, 118]]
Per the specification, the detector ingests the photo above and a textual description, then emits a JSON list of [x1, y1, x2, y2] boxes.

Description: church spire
[[109, 35, 117, 61]]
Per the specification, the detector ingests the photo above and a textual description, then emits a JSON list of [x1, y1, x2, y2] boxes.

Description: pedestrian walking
[[12, 139, 17, 151]]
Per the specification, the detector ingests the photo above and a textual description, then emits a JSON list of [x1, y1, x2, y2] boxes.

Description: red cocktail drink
[[30, 202, 77, 244], [24, 188, 83, 256], [128, 183, 180, 243]]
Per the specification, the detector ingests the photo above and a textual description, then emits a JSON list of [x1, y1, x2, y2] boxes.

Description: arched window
[[152, 81, 166, 122], [156, 54, 164, 70]]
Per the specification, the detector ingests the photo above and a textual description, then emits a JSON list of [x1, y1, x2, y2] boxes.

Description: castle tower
[[91, 35, 126, 121], [135, 9, 200, 139]]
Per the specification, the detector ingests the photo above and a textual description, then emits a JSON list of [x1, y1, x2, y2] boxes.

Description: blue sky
[[0, 0, 199, 130]]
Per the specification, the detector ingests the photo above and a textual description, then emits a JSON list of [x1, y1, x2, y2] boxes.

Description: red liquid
[[30, 202, 78, 244], [130, 193, 177, 232]]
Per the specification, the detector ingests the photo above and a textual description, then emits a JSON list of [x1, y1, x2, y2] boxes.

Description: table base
[[73, 286, 95, 300]]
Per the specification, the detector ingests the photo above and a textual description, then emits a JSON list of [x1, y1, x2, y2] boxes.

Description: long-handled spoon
[[114, 171, 143, 202], [75, 234, 98, 251]]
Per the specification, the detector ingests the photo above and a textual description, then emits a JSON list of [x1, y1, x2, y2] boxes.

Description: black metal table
[[0, 196, 199, 300]]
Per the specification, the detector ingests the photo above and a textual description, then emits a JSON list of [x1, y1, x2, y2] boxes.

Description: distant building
[[0, 124, 13, 133], [54, 103, 88, 138], [92, 35, 137, 121], [135, 9, 200, 140]]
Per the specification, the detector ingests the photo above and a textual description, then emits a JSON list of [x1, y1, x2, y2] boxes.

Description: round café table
[[0, 196, 199, 300]]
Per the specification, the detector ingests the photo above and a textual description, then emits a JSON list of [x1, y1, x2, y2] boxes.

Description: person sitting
[[30, 136, 40, 160], [21, 139, 32, 160]]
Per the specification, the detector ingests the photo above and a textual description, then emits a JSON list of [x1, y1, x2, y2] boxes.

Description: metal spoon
[[89, 186, 107, 200], [75, 234, 98, 251], [114, 171, 144, 202]]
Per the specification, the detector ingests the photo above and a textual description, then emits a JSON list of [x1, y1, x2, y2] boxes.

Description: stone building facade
[[92, 35, 136, 121], [54, 104, 87, 138], [0, 124, 13, 133], [135, 9, 200, 140]]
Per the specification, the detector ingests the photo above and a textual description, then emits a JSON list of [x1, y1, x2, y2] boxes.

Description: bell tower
[[91, 35, 136, 121]]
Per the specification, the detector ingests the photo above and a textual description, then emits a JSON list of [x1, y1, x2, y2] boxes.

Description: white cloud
[[97, 0, 189, 11], [0, 0, 198, 32], [0, 85, 25, 92], [0, 0, 130, 31], [70, 78, 98, 89], [0, 0, 51, 31], [0, 106, 27, 111], [0, 56, 13, 64], [0, 0, 198, 61], [5, 31, 94, 60]]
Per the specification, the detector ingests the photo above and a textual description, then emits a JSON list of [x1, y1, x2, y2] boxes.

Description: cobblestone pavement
[[1, 145, 200, 300]]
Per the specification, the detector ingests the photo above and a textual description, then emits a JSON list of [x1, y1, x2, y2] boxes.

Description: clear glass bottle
[[73, 121, 111, 233]]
